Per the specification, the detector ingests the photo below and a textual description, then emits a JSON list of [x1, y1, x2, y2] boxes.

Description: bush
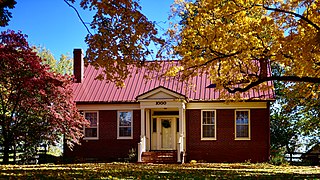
[[270, 148, 288, 165]]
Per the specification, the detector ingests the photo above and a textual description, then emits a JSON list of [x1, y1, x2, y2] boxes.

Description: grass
[[0, 162, 319, 179]]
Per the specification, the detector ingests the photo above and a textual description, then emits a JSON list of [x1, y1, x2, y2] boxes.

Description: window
[[84, 111, 98, 139], [201, 110, 216, 140], [152, 118, 157, 133], [235, 110, 250, 140], [118, 111, 133, 139]]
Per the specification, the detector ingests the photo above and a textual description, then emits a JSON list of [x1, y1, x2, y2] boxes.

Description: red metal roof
[[73, 61, 275, 103]]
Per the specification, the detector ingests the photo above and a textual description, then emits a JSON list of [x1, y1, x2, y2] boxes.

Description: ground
[[0, 163, 319, 179]]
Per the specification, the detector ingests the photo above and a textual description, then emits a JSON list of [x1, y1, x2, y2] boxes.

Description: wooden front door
[[157, 118, 176, 150]]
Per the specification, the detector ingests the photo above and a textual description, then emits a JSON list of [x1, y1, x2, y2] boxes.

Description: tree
[[37, 47, 73, 75], [270, 64, 319, 163], [0, 30, 88, 164], [163, 0, 319, 95], [0, 0, 16, 27], [64, 0, 165, 86]]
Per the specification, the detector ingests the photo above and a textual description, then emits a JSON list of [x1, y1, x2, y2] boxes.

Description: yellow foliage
[[165, 0, 319, 96]]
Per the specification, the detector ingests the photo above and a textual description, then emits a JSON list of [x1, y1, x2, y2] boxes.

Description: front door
[[157, 118, 176, 150]]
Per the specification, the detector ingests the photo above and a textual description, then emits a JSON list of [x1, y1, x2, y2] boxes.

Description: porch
[[136, 87, 186, 163]]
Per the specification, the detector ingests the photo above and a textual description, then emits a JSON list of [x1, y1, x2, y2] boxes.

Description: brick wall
[[64, 110, 141, 162], [186, 109, 270, 163]]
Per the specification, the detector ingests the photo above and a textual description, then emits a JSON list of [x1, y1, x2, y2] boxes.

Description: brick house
[[64, 49, 275, 163]]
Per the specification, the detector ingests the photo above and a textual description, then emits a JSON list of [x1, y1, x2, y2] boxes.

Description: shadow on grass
[[0, 163, 319, 179]]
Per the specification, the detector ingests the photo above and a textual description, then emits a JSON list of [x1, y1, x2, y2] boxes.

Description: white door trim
[[156, 117, 176, 150]]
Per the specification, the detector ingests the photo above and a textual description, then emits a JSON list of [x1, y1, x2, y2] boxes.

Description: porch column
[[141, 108, 145, 136], [146, 109, 150, 151], [178, 103, 186, 163], [138, 108, 146, 162]]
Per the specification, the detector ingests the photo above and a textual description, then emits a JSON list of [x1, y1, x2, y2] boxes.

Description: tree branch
[[186, 50, 241, 70], [225, 76, 320, 93], [256, 4, 320, 31], [63, 0, 92, 36]]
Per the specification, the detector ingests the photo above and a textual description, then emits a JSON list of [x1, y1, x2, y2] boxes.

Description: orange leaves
[[79, 0, 164, 86]]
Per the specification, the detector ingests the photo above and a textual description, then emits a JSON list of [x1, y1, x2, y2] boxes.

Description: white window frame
[[117, 110, 133, 139], [235, 109, 251, 140], [201, 110, 217, 140], [83, 111, 99, 140]]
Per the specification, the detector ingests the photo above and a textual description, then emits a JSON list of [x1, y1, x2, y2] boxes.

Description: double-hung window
[[201, 110, 216, 140], [235, 110, 250, 140], [118, 111, 133, 139], [84, 111, 98, 139]]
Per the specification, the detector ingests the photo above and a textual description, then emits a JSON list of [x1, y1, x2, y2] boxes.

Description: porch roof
[[73, 61, 275, 103]]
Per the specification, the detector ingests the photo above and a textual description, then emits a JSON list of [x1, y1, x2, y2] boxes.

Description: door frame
[[152, 117, 177, 150]]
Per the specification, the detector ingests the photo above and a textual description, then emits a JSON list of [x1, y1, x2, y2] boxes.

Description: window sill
[[235, 138, 251, 140], [117, 137, 133, 140], [201, 138, 216, 141]]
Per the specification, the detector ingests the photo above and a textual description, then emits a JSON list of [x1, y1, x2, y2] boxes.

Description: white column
[[138, 108, 146, 162], [141, 108, 145, 136], [178, 104, 185, 163], [146, 109, 150, 151]]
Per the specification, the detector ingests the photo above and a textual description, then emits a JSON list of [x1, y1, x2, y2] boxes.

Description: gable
[[136, 86, 186, 101]]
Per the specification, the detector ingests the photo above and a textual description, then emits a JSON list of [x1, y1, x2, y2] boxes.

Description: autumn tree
[[0, 0, 16, 27], [37, 47, 73, 75], [0, 30, 88, 164], [64, 0, 164, 86], [162, 0, 319, 99]]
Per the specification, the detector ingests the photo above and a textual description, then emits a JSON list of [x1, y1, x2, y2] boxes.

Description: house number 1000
[[156, 101, 166, 105]]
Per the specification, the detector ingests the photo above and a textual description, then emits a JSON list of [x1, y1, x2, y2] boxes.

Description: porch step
[[141, 150, 177, 164]]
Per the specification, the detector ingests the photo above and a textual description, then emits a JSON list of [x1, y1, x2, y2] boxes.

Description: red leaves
[[0, 30, 88, 156]]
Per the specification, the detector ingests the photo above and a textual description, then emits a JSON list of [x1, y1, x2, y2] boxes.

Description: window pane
[[236, 111, 248, 125], [236, 125, 248, 137], [119, 111, 132, 126], [85, 112, 97, 127], [176, 118, 179, 132], [153, 118, 157, 133], [203, 125, 215, 138], [85, 128, 97, 137], [203, 111, 215, 125], [119, 127, 131, 137]]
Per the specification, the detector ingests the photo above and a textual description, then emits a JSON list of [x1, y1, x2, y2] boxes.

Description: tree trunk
[[2, 138, 10, 164], [259, 58, 268, 78]]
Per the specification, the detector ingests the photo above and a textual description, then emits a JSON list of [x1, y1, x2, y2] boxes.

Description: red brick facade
[[65, 108, 270, 163], [64, 110, 141, 162], [186, 108, 270, 162]]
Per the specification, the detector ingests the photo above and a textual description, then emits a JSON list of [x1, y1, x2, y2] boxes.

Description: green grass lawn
[[0, 163, 319, 179]]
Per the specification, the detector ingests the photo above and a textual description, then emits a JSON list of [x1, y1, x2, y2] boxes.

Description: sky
[[0, 0, 174, 59]]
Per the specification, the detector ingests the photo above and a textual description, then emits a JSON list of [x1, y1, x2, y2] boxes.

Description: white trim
[[234, 109, 251, 140], [140, 101, 186, 109], [77, 104, 140, 111], [156, 117, 176, 150], [137, 87, 185, 100], [117, 110, 133, 139], [187, 102, 267, 109], [83, 111, 99, 140], [201, 110, 217, 140]]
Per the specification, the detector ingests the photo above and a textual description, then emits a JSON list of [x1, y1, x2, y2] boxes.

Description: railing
[[284, 152, 320, 165], [138, 136, 146, 162], [177, 135, 184, 163], [0, 144, 47, 164]]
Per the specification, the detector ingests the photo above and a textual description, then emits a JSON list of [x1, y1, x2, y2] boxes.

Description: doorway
[[151, 117, 177, 150]]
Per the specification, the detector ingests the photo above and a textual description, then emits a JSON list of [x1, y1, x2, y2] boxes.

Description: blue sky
[[0, 0, 173, 59]]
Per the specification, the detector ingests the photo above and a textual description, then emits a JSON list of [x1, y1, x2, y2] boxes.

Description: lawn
[[0, 163, 319, 179]]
